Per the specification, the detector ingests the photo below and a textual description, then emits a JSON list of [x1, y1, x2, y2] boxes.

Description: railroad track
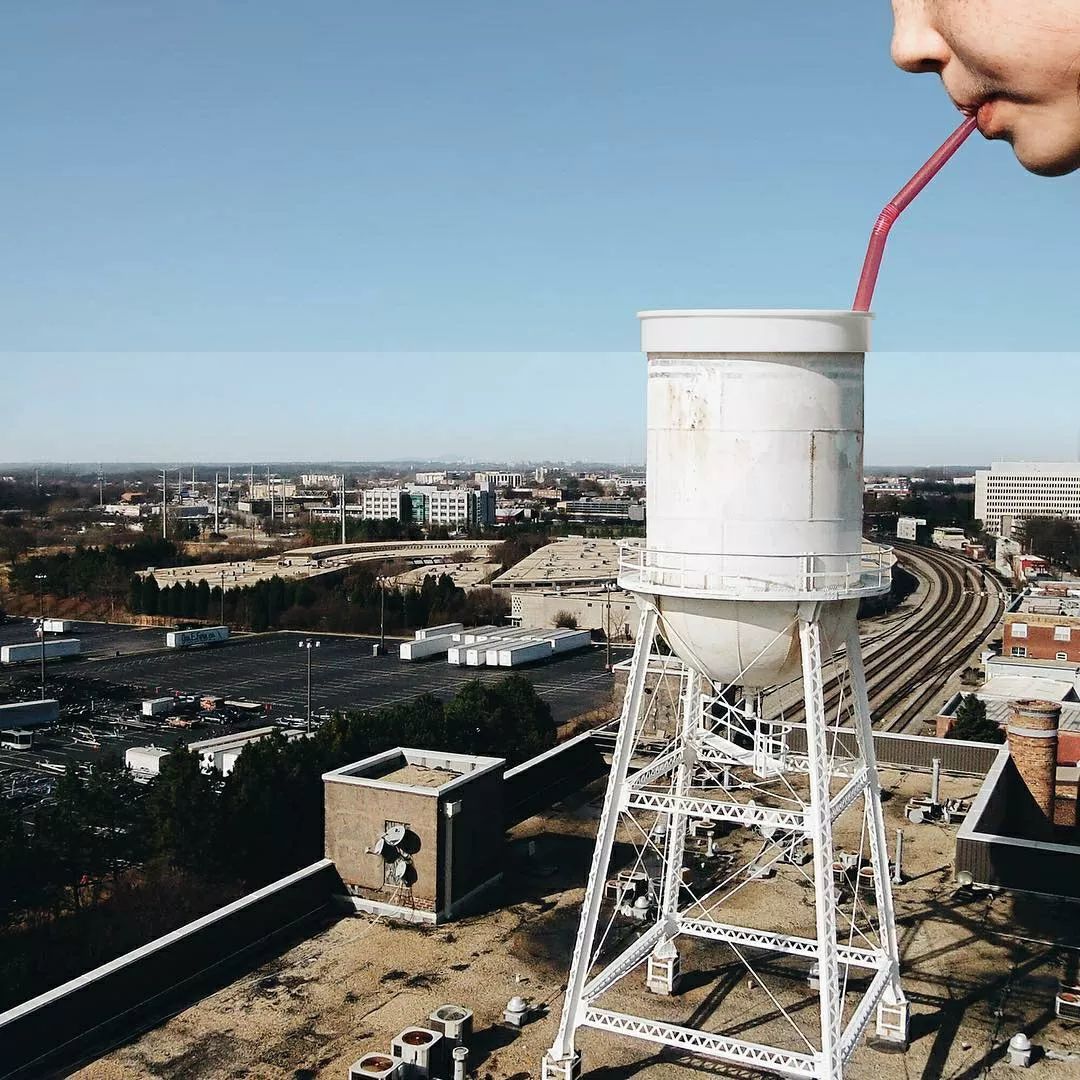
[[761, 542, 1005, 730]]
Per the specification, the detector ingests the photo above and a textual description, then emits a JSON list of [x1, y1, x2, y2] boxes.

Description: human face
[[892, 0, 1080, 175]]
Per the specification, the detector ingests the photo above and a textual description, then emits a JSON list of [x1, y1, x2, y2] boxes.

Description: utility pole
[[35, 574, 47, 700], [267, 465, 273, 520], [299, 638, 320, 733], [340, 474, 346, 545], [220, 567, 226, 625], [214, 471, 220, 534], [98, 465, 104, 508], [161, 469, 167, 540]]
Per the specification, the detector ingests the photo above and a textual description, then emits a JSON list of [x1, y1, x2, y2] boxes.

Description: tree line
[[8, 538, 189, 600], [0, 675, 555, 1009], [128, 566, 509, 634], [1016, 516, 1080, 572]]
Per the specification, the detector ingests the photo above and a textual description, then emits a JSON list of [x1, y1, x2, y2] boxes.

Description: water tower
[[544, 311, 908, 1080]]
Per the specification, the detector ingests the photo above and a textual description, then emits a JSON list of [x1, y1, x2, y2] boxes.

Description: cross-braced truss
[[543, 603, 908, 1080]]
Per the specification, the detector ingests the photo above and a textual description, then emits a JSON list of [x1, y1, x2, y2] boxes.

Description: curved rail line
[[765, 542, 1005, 731]]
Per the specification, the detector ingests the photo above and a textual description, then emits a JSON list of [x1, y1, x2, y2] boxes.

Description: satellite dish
[[956, 870, 974, 887], [390, 857, 409, 882], [907, 807, 926, 825], [384, 824, 407, 846], [371, 837, 386, 857]]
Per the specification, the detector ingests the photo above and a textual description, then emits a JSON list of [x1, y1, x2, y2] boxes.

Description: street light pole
[[604, 582, 614, 672], [299, 638, 320, 733], [380, 579, 387, 652], [35, 574, 47, 699]]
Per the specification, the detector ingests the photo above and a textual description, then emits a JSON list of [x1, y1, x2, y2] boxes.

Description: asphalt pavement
[[85, 631, 625, 725]]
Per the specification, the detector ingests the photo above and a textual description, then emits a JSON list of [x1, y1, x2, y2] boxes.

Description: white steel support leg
[[648, 669, 696, 996], [845, 624, 909, 1046], [799, 614, 844, 1080], [544, 606, 660, 1078], [658, 668, 696, 920]]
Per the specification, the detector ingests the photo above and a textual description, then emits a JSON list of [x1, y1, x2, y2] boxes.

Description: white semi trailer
[[165, 626, 230, 649], [399, 634, 457, 661], [1, 640, 81, 665]]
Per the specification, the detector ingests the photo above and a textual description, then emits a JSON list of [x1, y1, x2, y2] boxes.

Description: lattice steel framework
[[543, 603, 908, 1080]]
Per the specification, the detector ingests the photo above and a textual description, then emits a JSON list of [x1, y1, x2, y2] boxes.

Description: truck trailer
[[399, 634, 457, 661], [42, 618, 75, 634], [0, 699, 61, 728], [1, 640, 81, 665], [165, 626, 230, 649]]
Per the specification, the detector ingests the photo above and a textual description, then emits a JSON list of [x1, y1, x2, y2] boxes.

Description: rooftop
[[491, 538, 620, 589], [76, 765, 1080, 1080], [323, 748, 504, 796]]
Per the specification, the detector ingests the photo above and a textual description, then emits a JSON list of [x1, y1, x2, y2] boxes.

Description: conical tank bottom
[[653, 596, 858, 688]]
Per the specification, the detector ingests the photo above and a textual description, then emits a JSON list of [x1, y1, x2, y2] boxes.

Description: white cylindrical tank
[[626, 310, 886, 687]]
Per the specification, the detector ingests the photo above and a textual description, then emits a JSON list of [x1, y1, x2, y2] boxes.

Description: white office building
[[361, 487, 407, 521], [474, 471, 525, 489], [975, 462, 1080, 536], [415, 471, 449, 485], [426, 488, 474, 527]]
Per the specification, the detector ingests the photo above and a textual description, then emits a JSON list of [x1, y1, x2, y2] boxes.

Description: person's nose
[[891, 0, 951, 74]]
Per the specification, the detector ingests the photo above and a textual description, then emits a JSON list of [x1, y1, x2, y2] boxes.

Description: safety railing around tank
[[617, 540, 893, 600]]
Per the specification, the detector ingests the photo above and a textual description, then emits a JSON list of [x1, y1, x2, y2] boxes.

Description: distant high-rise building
[[975, 462, 1080, 536]]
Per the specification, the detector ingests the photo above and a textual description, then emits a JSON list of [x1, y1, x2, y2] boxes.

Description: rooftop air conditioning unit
[[428, 1004, 473, 1048], [349, 1053, 403, 1079], [1056, 986, 1080, 1022], [391, 1027, 444, 1078]]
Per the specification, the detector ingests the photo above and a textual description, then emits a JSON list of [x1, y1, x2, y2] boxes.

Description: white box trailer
[[165, 626, 229, 649], [0, 699, 61, 728], [1, 640, 81, 665], [497, 640, 555, 667], [467, 631, 534, 667], [483, 629, 542, 665], [125, 746, 170, 777], [42, 618, 74, 633], [399, 634, 457, 661], [416, 622, 464, 641], [459, 625, 499, 644], [142, 697, 174, 717], [545, 629, 593, 655]]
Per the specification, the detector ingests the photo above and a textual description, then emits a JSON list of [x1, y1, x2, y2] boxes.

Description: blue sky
[[2, 3, 1077, 463]]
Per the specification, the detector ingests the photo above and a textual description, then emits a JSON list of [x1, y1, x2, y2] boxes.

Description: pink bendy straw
[[852, 114, 978, 311]]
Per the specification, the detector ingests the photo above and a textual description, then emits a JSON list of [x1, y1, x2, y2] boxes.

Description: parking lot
[[0, 618, 164, 659], [88, 631, 624, 724], [0, 629, 626, 816]]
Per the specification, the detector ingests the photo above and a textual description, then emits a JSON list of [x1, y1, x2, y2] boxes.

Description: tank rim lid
[[638, 309, 872, 354]]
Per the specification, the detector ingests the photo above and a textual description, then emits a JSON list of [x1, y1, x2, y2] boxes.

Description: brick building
[[1004, 611, 1080, 663]]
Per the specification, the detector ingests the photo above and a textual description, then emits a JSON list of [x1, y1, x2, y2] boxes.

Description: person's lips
[[951, 91, 1010, 136]]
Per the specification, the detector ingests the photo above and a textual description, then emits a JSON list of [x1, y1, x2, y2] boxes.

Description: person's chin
[[1009, 120, 1080, 176]]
